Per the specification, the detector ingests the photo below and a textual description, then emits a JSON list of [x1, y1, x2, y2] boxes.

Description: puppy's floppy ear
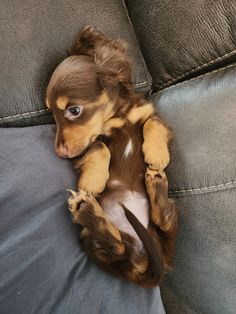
[[71, 26, 133, 92], [70, 26, 105, 58], [95, 43, 132, 93]]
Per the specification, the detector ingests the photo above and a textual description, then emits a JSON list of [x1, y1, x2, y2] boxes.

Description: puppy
[[46, 26, 177, 288]]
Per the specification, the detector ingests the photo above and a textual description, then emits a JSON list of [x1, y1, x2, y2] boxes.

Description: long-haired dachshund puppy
[[46, 26, 177, 288]]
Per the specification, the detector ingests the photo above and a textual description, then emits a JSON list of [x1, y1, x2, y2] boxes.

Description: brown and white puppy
[[46, 26, 177, 288]]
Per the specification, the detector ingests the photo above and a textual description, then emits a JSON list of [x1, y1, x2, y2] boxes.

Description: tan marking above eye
[[56, 96, 69, 110]]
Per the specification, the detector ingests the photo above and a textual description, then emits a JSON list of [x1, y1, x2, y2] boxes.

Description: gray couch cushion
[[126, 0, 236, 91], [0, 0, 151, 127], [151, 64, 236, 314], [0, 125, 165, 314]]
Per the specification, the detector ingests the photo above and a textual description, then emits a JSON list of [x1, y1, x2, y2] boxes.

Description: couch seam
[[0, 80, 149, 121], [134, 80, 149, 87], [169, 179, 236, 196], [0, 109, 50, 121], [121, 0, 152, 90], [157, 48, 236, 90], [155, 62, 236, 95]]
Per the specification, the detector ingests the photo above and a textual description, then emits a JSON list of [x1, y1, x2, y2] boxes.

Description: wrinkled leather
[[0, 0, 151, 127], [126, 0, 236, 91], [151, 64, 236, 314]]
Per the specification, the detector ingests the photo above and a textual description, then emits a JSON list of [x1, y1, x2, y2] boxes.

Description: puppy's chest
[[105, 123, 146, 188]]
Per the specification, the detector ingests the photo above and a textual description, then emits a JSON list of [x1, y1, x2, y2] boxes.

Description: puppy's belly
[[100, 189, 150, 249]]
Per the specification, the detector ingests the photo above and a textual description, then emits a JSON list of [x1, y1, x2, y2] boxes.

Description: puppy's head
[[46, 26, 132, 158]]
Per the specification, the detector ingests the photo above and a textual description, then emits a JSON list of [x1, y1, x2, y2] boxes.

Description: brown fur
[[46, 26, 177, 287]]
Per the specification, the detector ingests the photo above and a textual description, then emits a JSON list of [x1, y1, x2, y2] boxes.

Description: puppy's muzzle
[[56, 144, 68, 158]]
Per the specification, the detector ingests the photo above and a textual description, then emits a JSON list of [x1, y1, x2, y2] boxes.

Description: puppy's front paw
[[67, 189, 88, 220], [143, 143, 170, 171]]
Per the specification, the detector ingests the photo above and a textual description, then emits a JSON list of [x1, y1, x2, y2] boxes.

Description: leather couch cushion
[[0, 125, 165, 314], [0, 0, 151, 127], [126, 0, 236, 91], [151, 64, 236, 314]]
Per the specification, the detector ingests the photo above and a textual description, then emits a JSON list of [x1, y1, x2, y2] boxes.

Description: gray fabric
[[164, 190, 236, 314], [126, 0, 236, 91], [151, 64, 236, 314], [161, 285, 198, 314], [0, 0, 151, 127], [0, 125, 165, 314]]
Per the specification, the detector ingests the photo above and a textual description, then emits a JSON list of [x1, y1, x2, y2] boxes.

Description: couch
[[0, 1, 235, 313]]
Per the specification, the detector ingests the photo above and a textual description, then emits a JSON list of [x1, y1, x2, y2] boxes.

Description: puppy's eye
[[65, 106, 83, 121], [68, 106, 80, 116]]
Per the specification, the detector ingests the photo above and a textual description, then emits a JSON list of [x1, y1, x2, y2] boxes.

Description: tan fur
[[80, 227, 90, 238], [101, 101, 115, 121], [76, 142, 111, 195], [96, 92, 110, 106], [127, 103, 154, 124], [56, 96, 69, 110], [45, 97, 50, 108], [86, 93, 115, 121], [142, 117, 170, 170], [133, 259, 148, 275], [103, 117, 125, 135]]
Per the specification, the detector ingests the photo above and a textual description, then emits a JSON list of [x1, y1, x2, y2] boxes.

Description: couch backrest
[[126, 0, 236, 91], [0, 0, 151, 127]]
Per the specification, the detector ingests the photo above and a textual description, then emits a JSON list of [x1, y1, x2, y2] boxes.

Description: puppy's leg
[[142, 115, 172, 171], [145, 168, 177, 233], [74, 141, 110, 196], [145, 168, 177, 269], [68, 189, 125, 257]]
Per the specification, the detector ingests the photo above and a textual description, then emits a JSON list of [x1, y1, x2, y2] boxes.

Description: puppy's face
[[46, 56, 114, 158], [46, 26, 132, 158]]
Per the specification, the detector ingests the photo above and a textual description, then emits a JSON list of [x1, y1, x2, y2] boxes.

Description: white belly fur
[[101, 191, 150, 249]]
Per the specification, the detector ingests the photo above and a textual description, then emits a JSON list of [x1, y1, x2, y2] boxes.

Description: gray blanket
[[0, 125, 165, 314]]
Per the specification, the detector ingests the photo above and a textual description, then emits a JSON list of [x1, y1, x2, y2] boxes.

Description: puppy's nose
[[56, 144, 68, 158]]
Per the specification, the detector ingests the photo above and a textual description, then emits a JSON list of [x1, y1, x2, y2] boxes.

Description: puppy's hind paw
[[145, 167, 167, 188]]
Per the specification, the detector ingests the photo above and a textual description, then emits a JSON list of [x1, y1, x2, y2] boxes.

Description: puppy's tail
[[120, 204, 163, 287]]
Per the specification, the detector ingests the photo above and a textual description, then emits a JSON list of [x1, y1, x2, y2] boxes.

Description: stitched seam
[[134, 80, 148, 87], [0, 79, 148, 121], [155, 63, 236, 95], [169, 180, 236, 195], [157, 48, 236, 90], [0, 80, 148, 122], [121, 0, 152, 91], [0, 109, 50, 121], [0, 78, 148, 121]]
